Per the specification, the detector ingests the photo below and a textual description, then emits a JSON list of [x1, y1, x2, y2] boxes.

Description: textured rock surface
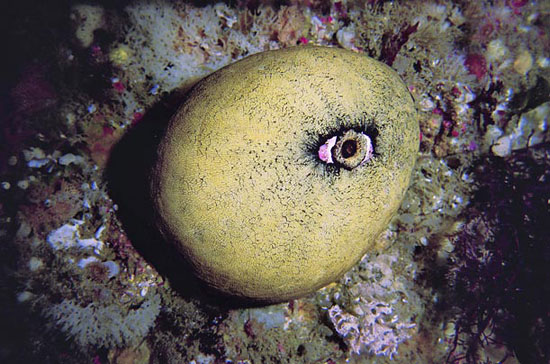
[[151, 46, 418, 302]]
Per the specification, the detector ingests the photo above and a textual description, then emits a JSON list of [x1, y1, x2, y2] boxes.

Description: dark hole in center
[[341, 139, 357, 158]]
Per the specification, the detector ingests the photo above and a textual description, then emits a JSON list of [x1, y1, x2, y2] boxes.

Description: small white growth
[[77, 238, 104, 251], [28, 257, 44, 271], [17, 180, 29, 190], [419, 96, 435, 112], [77, 256, 99, 269], [537, 57, 550, 68], [59, 153, 84, 166], [190, 354, 216, 364], [484, 124, 504, 145], [27, 159, 50, 168], [336, 25, 357, 50], [513, 50, 533, 75], [520, 102, 549, 147], [454, 82, 476, 103], [492, 135, 512, 157], [215, 4, 237, 27], [94, 225, 106, 239], [149, 84, 160, 95], [17, 291, 34, 303], [23, 147, 46, 161], [103, 261, 120, 278], [423, 3, 447, 20], [486, 39, 508, 62]]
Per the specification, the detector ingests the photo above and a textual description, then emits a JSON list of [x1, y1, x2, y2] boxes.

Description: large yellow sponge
[[151, 46, 418, 302]]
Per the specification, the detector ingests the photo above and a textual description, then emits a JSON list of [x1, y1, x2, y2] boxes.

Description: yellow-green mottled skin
[[151, 46, 418, 302]]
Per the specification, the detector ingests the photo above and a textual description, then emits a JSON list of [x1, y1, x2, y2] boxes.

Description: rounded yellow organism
[[151, 46, 418, 302]]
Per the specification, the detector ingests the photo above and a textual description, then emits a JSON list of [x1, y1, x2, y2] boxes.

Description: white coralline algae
[[47, 221, 104, 252], [77, 238, 104, 250], [328, 302, 415, 358], [492, 101, 549, 157], [77, 256, 99, 269], [46, 293, 161, 348], [102, 260, 120, 278], [47, 223, 79, 250], [328, 254, 419, 358], [77, 257, 119, 279]]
